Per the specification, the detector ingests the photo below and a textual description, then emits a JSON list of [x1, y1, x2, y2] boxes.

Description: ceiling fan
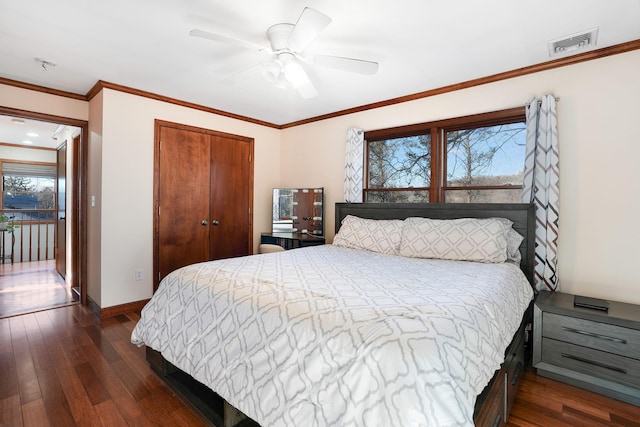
[[190, 7, 379, 98]]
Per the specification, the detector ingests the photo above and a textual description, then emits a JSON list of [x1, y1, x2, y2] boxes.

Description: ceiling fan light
[[284, 61, 308, 87]]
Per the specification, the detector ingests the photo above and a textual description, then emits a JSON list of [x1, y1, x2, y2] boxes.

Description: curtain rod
[[527, 96, 560, 106]]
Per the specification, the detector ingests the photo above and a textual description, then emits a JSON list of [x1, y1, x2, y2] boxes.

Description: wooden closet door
[[155, 121, 254, 290], [157, 125, 211, 284], [209, 135, 252, 260]]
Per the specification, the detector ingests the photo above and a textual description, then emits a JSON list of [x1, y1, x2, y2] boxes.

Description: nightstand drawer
[[542, 337, 640, 388], [543, 312, 640, 359]]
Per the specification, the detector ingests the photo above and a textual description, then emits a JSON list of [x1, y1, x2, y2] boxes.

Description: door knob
[[201, 220, 208, 225], [212, 220, 220, 225]]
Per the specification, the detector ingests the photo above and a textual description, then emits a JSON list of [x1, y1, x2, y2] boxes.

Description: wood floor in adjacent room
[[1, 303, 639, 426], [0, 260, 77, 319]]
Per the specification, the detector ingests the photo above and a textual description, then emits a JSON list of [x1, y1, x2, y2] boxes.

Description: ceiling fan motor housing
[[267, 23, 294, 52]]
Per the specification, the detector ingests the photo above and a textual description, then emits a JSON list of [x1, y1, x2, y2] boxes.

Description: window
[[367, 134, 431, 202], [1, 162, 56, 220], [364, 108, 526, 203]]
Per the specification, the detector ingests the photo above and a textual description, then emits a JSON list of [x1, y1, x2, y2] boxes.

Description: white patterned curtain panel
[[344, 127, 364, 202], [523, 94, 560, 292]]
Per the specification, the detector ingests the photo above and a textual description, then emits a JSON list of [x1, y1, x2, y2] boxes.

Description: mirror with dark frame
[[272, 187, 324, 236]]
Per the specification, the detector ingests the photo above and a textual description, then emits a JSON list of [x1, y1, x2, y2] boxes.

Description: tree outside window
[[444, 122, 525, 203], [364, 108, 525, 203], [366, 134, 431, 202], [2, 163, 56, 220]]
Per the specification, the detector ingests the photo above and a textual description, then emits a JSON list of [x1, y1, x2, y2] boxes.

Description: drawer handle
[[561, 327, 627, 344], [561, 353, 628, 374]]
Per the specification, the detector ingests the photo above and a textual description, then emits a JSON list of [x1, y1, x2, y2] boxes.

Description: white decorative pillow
[[491, 217, 524, 264], [399, 217, 510, 263], [333, 215, 403, 255], [505, 228, 524, 264]]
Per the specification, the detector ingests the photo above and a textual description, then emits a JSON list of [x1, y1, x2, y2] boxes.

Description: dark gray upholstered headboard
[[335, 202, 535, 288]]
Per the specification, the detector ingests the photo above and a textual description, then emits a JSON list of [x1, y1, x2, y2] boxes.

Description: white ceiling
[[1, 0, 640, 137], [0, 116, 66, 149]]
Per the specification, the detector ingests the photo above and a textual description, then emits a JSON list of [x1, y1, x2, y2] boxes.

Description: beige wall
[[0, 84, 88, 120], [0, 145, 56, 163], [88, 90, 103, 306], [281, 49, 640, 305], [95, 89, 281, 307], [1, 48, 639, 308]]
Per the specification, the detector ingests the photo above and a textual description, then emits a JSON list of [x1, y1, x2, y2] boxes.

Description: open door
[[56, 142, 67, 279]]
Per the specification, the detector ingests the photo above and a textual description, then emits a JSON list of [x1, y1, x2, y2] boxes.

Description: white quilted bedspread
[[131, 245, 533, 427]]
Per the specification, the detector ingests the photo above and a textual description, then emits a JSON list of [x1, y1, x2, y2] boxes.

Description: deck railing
[[0, 209, 56, 263]]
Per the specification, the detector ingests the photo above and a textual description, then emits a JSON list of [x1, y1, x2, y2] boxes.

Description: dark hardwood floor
[[0, 304, 208, 426], [1, 303, 639, 426], [0, 260, 77, 319], [507, 369, 640, 427]]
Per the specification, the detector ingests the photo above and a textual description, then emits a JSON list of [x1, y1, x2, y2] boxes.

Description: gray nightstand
[[533, 291, 640, 405]]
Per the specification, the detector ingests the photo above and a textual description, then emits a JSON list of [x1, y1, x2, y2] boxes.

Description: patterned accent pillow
[[399, 217, 510, 263], [333, 215, 403, 255]]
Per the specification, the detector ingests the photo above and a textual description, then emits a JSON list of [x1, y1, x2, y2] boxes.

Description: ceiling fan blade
[[189, 29, 269, 53], [287, 7, 331, 52], [312, 55, 379, 75], [221, 62, 266, 85], [296, 79, 319, 99]]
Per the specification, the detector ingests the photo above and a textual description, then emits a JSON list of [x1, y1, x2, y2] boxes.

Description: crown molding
[[87, 80, 279, 129], [2, 39, 639, 129], [280, 39, 640, 128], [0, 77, 86, 100]]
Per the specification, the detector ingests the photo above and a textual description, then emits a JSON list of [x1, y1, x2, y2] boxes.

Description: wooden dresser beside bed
[[135, 202, 536, 427]]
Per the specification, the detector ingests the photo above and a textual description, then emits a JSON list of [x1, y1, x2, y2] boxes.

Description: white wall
[[95, 89, 281, 307], [280, 49, 640, 305]]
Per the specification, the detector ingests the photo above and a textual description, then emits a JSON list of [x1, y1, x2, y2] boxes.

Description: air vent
[[548, 28, 598, 57]]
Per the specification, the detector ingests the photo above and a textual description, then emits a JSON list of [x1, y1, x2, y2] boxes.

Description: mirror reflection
[[272, 187, 323, 236]]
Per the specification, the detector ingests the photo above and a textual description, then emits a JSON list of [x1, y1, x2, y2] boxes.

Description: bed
[[132, 202, 536, 427]]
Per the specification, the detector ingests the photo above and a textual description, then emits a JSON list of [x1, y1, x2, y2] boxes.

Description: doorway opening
[[0, 108, 88, 318]]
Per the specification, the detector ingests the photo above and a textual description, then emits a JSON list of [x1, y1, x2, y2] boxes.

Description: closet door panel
[[157, 126, 211, 283], [209, 135, 252, 260]]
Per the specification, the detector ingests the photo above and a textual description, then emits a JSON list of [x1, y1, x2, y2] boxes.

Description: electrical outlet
[[135, 269, 143, 281]]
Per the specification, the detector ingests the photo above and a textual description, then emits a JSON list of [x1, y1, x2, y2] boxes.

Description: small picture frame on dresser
[[573, 295, 609, 312]]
